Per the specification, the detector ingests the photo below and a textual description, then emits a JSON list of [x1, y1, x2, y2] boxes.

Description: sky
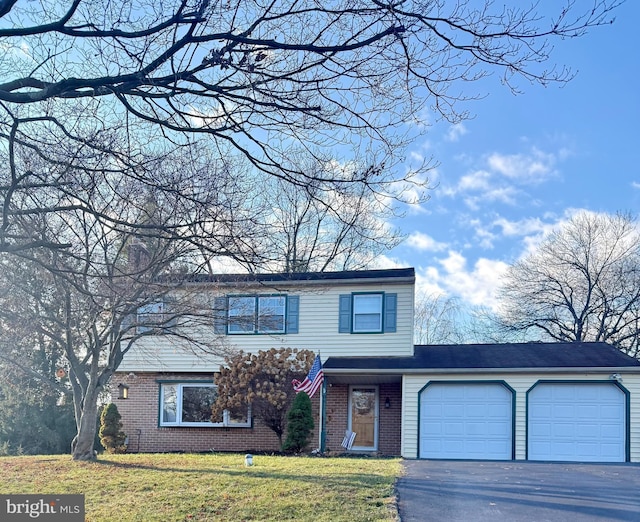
[[381, 1, 640, 313]]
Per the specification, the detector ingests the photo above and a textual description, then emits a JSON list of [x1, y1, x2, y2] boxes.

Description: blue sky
[[382, 1, 640, 311]]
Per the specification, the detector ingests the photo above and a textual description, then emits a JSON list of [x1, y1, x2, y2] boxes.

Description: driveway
[[396, 460, 640, 521]]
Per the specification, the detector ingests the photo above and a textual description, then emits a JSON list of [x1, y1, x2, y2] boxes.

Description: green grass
[[0, 453, 401, 521]]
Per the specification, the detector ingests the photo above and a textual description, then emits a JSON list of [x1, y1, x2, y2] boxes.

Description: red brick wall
[[110, 372, 320, 453], [110, 373, 400, 456], [378, 382, 402, 456], [323, 381, 401, 456]]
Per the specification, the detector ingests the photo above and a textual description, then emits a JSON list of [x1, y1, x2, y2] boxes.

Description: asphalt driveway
[[396, 460, 640, 521]]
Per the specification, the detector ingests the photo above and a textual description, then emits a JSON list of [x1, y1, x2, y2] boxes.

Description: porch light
[[117, 383, 129, 400], [384, 397, 391, 409]]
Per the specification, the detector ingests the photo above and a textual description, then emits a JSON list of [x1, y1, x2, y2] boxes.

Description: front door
[[349, 386, 378, 450]]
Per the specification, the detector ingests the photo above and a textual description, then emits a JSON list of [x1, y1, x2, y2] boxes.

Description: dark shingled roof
[[323, 342, 640, 371], [184, 267, 414, 284]]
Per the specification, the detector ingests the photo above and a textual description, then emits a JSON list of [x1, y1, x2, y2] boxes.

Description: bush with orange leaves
[[211, 348, 316, 447]]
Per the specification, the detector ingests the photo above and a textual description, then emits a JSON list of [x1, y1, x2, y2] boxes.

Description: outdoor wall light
[[117, 383, 129, 399], [610, 373, 623, 382], [384, 397, 391, 409]]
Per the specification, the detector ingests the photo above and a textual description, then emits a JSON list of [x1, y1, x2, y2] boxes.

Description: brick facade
[[323, 382, 401, 456], [110, 373, 401, 456]]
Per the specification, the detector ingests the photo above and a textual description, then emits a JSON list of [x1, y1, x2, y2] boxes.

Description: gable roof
[[324, 342, 640, 373]]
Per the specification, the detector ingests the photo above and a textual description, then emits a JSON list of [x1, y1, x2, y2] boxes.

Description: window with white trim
[[136, 300, 176, 334], [227, 295, 286, 334], [352, 293, 383, 333], [159, 383, 251, 427]]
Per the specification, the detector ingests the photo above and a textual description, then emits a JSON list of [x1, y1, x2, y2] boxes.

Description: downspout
[[320, 378, 327, 453]]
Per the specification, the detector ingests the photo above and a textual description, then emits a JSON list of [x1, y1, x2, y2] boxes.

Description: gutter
[[323, 366, 640, 375]]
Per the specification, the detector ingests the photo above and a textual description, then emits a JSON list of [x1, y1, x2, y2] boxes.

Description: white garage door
[[420, 383, 513, 460], [528, 383, 626, 462]]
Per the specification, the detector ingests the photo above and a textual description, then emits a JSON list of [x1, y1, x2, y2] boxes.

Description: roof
[[184, 267, 415, 285], [323, 342, 640, 372]]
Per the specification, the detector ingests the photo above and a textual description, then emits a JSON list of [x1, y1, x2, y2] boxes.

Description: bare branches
[[497, 212, 640, 356], [0, 0, 622, 181]]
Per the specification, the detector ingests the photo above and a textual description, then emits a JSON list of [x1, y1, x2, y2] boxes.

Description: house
[[111, 267, 640, 462]]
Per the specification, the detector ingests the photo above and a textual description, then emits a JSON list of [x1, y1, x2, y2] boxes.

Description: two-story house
[[112, 267, 640, 462]]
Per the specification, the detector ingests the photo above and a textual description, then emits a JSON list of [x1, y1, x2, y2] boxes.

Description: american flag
[[292, 354, 324, 398]]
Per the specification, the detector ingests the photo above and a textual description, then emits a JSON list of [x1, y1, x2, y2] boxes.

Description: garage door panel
[[528, 383, 625, 462], [444, 422, 465, 436], [420, 383, 513, 460]]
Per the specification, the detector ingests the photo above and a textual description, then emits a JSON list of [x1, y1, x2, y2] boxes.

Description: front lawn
[[0, 453, 401, 521]]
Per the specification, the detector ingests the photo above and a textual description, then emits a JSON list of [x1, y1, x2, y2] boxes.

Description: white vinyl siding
[[119, 281, 415, 372]]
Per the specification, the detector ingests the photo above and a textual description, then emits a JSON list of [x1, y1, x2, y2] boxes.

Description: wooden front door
[[349, 386, 378, 450]]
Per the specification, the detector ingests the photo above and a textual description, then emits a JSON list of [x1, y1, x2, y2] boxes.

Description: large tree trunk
[[71, 386, 100, 461]]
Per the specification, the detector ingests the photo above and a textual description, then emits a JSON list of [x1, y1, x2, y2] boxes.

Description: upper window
[[352, 294, 383, 332], [159, 382, 250, 428], [137, 301, 175, 334], [339, 292, 397, 334], [227, 295, 286, 334]]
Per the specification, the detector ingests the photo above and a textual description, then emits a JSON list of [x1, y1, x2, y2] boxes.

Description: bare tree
[[0, 0, 622, 250], [249, 160, 405, 273], [0, 152, 255, 460], [497, 212, 640, 356], [413, 292, 514, 344], [414, 292, 466, 345]]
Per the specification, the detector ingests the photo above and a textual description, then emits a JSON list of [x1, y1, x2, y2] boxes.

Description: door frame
[[348, 385, 379, 451]]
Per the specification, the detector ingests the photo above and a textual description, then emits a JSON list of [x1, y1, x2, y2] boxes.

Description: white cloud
[[491, 216, 551, 237], [415, 251, 509, 311], [439, 252, 509, 310], [441, 146, 561, 210], [445, 123, 468, 142], [487, 148, 557, 183], [405, 232, 448, 252]]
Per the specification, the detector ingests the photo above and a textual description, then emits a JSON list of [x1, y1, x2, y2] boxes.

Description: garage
[[419, 382, 514, 460], [528, 382, 627, 462]]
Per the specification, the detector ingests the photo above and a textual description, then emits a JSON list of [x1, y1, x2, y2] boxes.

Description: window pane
[[258, 296, 285, 333], [353, 294, 382, 332], [181, 386, 217, 423], [354, 295, 382, 313], [161, 384, 177, 424], [138, 302, 165, 333], [354, 313, 382, 331], [228, 297, 256, 333], [227, 405, 250, 425]]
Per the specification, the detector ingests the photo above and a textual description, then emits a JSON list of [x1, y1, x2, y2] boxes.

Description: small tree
[[99, 404, 127, 454], [212, 348, 316, 446], [282, 392, 314, 453]]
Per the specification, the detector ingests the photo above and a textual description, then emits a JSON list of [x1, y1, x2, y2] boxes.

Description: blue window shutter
[[213, 297, 227, 334], [339, 294, 352, 333], [286, 296, 299, 334], [384, 293, 397, 333]]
